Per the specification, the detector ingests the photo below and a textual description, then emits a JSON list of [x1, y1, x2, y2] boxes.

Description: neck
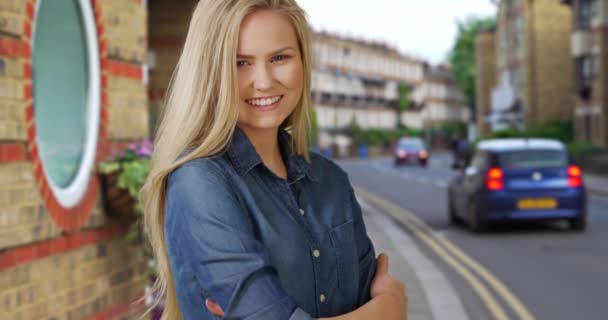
[[238, 125, 284, 173]]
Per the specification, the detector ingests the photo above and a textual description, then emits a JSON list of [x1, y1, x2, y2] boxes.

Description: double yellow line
[[355, 187, 535, 320]]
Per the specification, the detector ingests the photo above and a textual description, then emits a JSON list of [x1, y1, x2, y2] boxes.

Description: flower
[[98, 138, 153, 252]]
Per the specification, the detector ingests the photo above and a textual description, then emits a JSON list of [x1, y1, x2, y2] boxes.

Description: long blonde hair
[[140, 1, 313, 319]]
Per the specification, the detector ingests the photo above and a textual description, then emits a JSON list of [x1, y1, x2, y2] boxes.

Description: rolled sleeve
[[347, 183, 377, 307], [164, 161, 313, 319]]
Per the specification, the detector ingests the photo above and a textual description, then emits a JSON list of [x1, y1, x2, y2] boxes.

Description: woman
[[140, 0, 407, 319]]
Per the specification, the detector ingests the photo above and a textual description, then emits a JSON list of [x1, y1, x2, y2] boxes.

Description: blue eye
[[272, 55, 288, 62]]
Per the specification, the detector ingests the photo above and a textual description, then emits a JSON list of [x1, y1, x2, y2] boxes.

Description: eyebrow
[[236, 46, 297, 59]]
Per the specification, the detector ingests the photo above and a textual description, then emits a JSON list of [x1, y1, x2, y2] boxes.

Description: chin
[[239, 119, 285, 132]]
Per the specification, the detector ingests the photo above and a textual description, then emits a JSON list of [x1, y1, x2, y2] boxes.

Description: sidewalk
[[359, 196, 469, 320], [584, 174, 608, 197]]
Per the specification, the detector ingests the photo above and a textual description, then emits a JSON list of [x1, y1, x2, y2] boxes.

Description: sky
[[298, 0, 497, 64]]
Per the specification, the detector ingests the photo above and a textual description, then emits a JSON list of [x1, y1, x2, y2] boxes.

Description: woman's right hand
[[370, 253, 407, 318]]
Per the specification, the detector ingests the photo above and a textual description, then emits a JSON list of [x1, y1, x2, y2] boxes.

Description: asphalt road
[[337, 154, 608, 320]]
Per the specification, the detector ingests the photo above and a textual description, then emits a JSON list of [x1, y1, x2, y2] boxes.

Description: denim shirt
[[164, 126, 377, 319]]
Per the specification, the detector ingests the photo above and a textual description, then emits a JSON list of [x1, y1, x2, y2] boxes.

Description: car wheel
[[448, 194, 460, 225], [468, 201, 487, 233], [568, 215, 586, 232], [394, 159, 401, 167]]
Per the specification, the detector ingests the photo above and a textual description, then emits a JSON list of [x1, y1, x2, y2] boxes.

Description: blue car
[[448, 138, 587, 232]]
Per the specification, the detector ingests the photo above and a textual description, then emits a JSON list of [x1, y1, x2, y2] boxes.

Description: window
[[498, 150, 568, 169], [33, 0, 101, 207], [575, 54, 598, 101], [575, 0, 598, 30]]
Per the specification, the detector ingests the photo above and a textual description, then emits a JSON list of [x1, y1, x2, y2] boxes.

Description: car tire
[[468, 201, 487, 233], [568, 215, 586, 232]]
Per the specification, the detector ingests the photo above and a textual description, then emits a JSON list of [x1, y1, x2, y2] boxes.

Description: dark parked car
[[394, 137, 428, 167], [447, 138, 586, 232]]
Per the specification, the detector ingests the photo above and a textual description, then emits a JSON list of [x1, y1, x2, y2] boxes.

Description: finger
[[376, 253, 389, 275], [205, 298, 225, 317]]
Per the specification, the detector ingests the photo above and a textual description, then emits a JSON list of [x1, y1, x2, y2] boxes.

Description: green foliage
[[477, 120, 574, 147], [98, 141, 153, 256], [397, 84, 410, 113], [448, 16, 496, 113], [342, 118, 421, 146], [567, 142, 604, 155], [307, 106, 319, 146], [438, 121, 468, 137]]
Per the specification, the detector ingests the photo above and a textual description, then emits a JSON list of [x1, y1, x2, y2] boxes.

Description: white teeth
[[247, 96, 281, 106]]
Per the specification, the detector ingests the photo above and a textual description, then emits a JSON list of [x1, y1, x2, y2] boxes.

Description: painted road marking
[[355, 187, 535, 320]]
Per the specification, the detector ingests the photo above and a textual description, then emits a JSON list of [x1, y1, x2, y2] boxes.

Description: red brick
[[25, 104, 34, 121], [23, 84, 32, 100], [23, 20, 32, 39], [26, 123, 36, 142], [23, 62, 32, 79], [13, 247, 34, 264], [26, 1, 35, 20], [0, 144, 27, 163], [0, 252, 15, 271], [35, 241, 53, 259], [101, 74, 108, 89], [52, 237, 69, 253]]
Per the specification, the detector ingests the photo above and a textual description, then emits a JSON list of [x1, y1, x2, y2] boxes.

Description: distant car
[[447, 138, 587, 232], [394, 137, 428, 167]]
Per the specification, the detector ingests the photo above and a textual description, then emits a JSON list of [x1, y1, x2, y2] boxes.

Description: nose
[[252, 63, 273, 90]]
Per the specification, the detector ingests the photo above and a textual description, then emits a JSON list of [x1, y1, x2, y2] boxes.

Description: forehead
[[238, 9, 298, 53]]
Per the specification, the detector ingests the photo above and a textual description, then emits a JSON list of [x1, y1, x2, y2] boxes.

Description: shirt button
[[319, 294, 326, 303], [313, 249, 320, 258], [299, 208, 305, 215]]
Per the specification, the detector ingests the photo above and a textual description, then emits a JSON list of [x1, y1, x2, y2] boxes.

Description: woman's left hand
[[206, 298, 225, 317]]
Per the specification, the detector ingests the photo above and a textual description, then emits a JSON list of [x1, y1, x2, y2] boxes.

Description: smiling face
[[235, 9, 304, 135]]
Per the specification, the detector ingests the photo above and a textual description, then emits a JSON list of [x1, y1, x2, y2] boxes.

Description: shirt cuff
[[289, 307, 316, 320]]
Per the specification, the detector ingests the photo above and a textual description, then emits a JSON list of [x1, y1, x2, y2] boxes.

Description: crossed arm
[[164, 163, 406, 319]]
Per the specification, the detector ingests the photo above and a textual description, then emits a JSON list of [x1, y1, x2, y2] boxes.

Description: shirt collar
[[226, 126, 318, 182]]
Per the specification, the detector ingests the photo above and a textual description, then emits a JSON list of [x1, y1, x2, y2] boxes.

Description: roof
[[477, 138, 565, 152]]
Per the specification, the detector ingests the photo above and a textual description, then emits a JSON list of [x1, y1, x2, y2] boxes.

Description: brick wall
[[0, 0, 151, 319], [475, 30, 497, 137], [529, 0, 574, 126], [148, 0, 197, 135]]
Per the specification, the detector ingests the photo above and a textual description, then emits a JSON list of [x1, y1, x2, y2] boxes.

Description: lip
[[246, 95, 283, 112]]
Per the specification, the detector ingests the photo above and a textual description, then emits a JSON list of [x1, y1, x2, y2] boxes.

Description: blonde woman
[[141, 0, 407, 319]]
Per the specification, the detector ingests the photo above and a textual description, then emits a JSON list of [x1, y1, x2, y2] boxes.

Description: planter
[[99, 170, 136, 219]]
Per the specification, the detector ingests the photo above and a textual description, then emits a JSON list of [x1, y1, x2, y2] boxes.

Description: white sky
[[298, 0, 497, 64]]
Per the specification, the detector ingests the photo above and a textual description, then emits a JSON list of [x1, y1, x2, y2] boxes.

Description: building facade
[[562, 0, 608, 148], [0, 0, 156, 318], [475, 28, 497, 137], [410, 64, 469, 128], [487, 0, 573, 131], [311, 31, 426, 131]]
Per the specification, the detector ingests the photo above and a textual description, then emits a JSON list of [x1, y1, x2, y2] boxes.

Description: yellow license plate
[[517, 198, 557, 209]]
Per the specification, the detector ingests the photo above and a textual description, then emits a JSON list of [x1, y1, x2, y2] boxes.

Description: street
[[337, 154, 608, 320]]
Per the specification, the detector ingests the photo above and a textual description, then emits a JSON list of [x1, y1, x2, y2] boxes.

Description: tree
[[307, 106, 319, 146], [448, 16, 496, 120], [397, 83, 410, 129]]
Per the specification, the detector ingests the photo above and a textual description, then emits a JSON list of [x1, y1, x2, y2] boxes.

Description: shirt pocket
[[329, 220, 359, 292]]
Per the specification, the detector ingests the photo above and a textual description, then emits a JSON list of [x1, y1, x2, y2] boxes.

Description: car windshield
[[399, 139, 424, 150], [498, 150, 568, 169]]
